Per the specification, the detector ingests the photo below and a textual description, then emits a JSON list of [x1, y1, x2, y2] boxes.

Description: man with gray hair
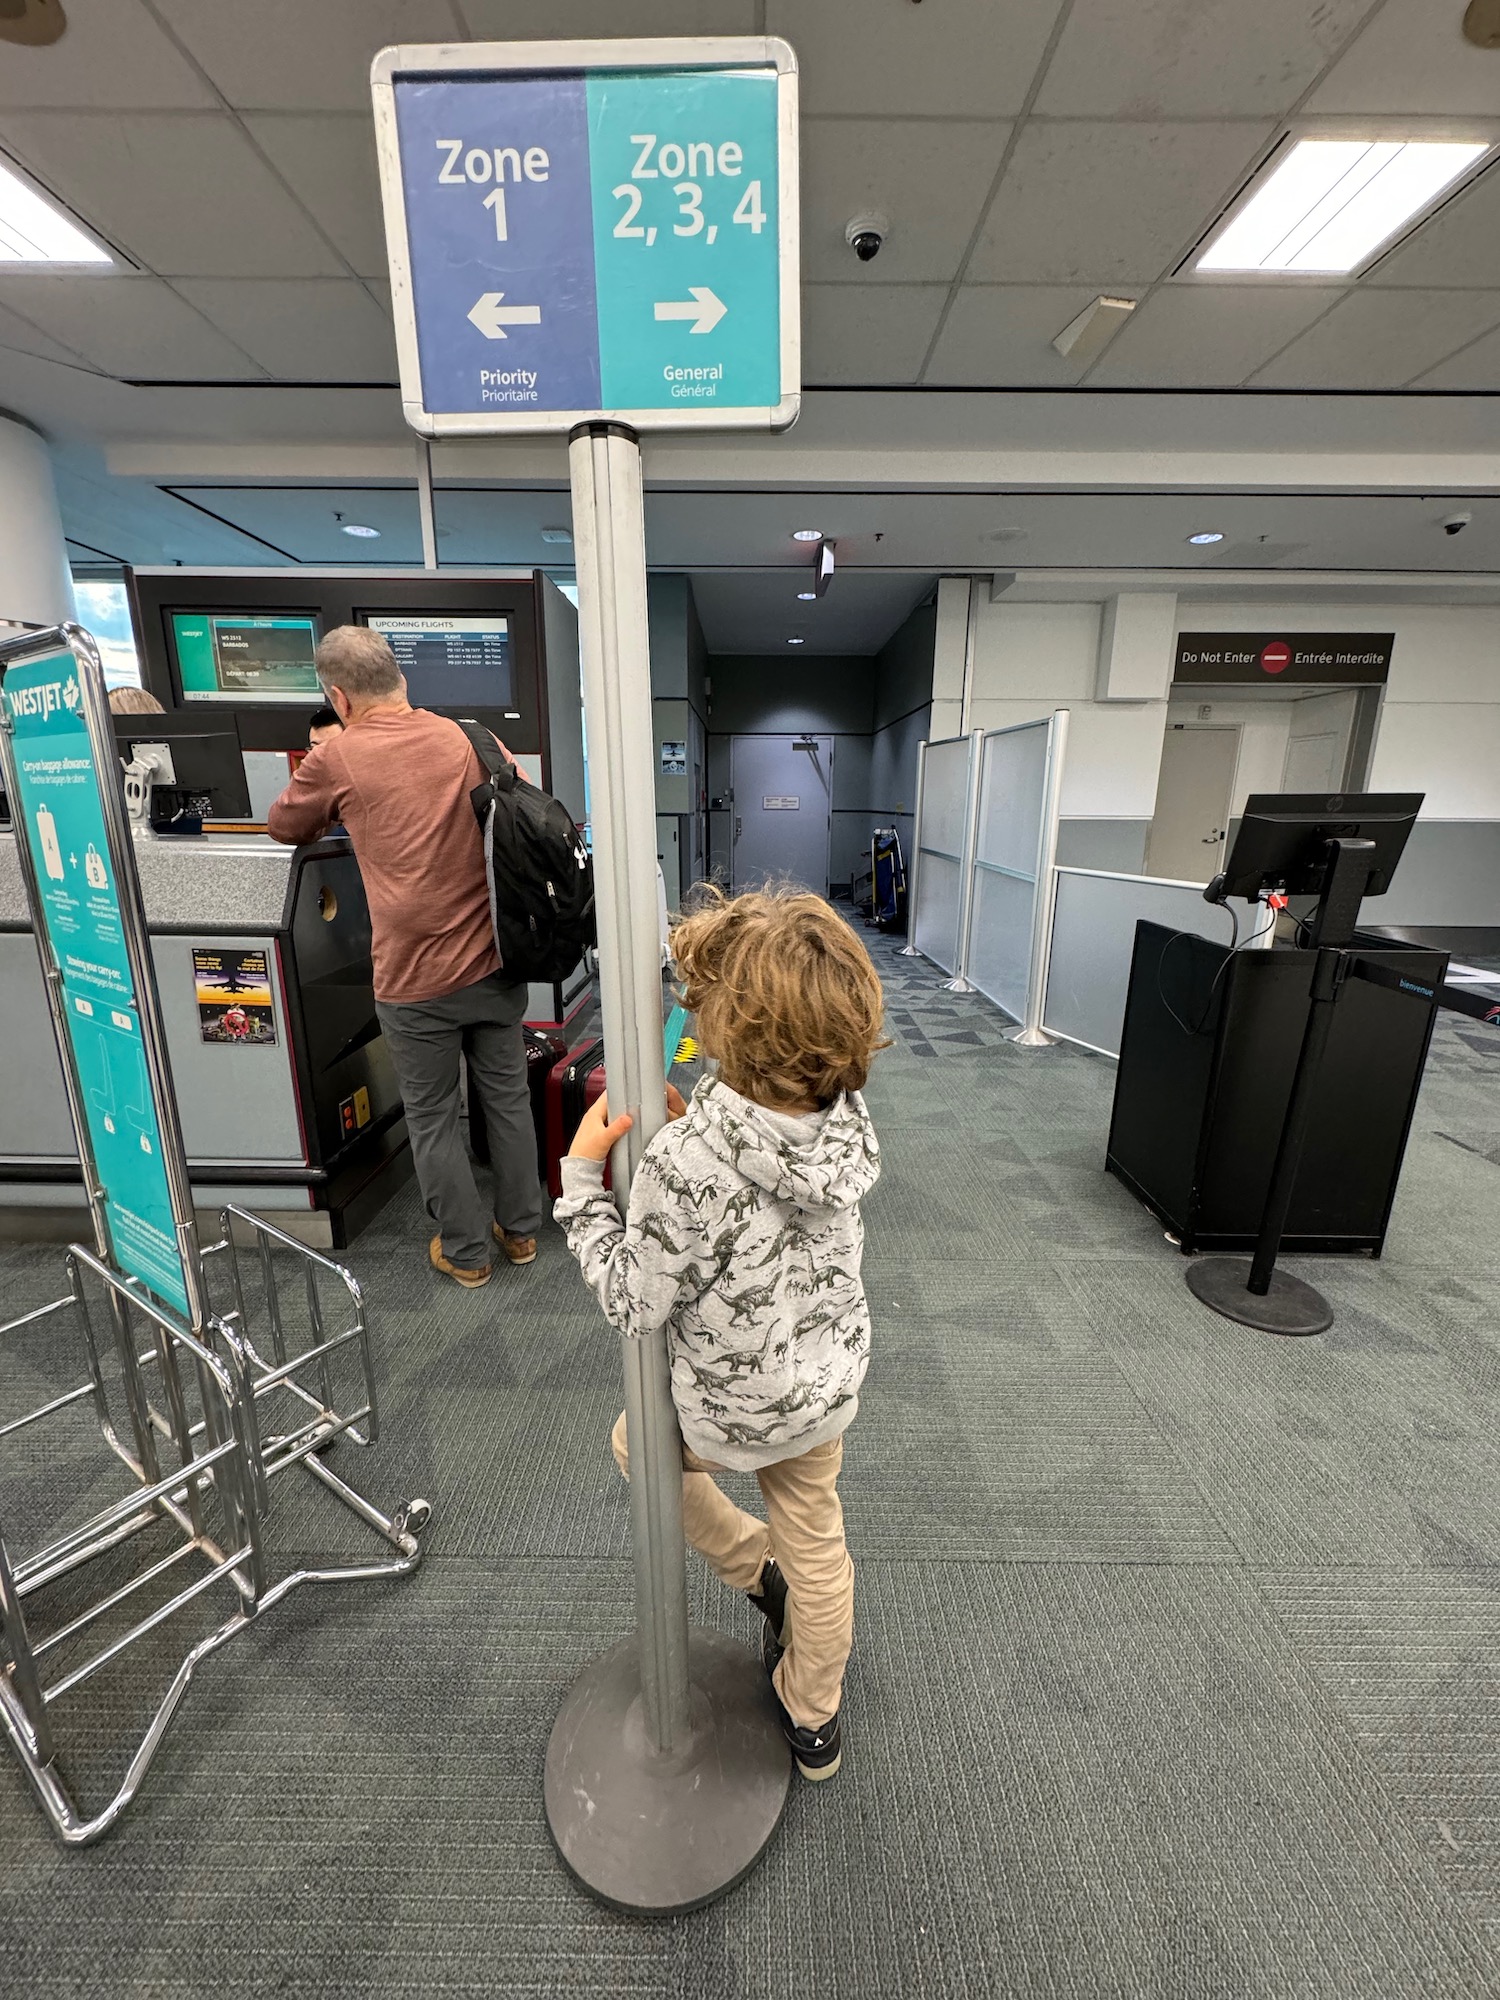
[[268, 625, 541, 1287]]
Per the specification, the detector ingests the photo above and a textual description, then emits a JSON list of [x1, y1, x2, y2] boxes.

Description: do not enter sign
[[1259, 640, 1291, 674]]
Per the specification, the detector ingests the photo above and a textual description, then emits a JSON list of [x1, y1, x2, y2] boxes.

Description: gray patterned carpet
[[2, 929, 1498, 1998]]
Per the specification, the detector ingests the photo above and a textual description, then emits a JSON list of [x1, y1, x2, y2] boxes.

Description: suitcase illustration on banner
[[545, 1037, 608, 1199], [468, 1027, 566, 1180]]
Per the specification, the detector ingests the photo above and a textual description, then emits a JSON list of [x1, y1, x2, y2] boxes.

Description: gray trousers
[[376, 973, 544, 1270]]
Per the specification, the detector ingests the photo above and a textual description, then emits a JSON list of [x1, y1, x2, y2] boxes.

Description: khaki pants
[[610, 1410, 854, 1730]]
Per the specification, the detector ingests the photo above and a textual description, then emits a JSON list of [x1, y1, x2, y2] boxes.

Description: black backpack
[[457, 720, 596, 984]]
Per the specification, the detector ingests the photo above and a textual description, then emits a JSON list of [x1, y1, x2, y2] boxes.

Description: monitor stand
[[1184, 835, 1377, 1339]]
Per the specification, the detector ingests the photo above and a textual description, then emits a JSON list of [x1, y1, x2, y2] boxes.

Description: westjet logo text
[[4, 678, 80, 723]]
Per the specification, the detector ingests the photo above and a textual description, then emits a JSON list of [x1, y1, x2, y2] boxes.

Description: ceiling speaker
[[0, 0, 66, 46]]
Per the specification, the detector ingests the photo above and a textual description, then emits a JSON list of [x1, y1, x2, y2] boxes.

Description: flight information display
[[365, 614, 513, 709], [173, 612, 322, 703]]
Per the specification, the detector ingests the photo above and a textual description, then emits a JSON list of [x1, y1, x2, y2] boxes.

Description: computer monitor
[[1219, 792, 1423, 947], [361, 613, 515, 712], [113, 712, 252, 820], [171, 611, 322, 704], [1222, 794, 1423, 900]]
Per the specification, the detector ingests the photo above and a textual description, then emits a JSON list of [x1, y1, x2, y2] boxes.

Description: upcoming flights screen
[[173, 613, 322, 703], [366, 615, 513, 709]]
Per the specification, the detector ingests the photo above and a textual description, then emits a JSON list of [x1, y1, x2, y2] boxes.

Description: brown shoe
[[429, 1235, 493, 1288], [493, 1224, 537, 1266]]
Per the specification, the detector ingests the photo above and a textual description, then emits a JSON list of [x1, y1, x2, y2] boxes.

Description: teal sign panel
[[587, 71, 780, 414], [377, 47, 795, 433], [2, 650, 189, 1316]]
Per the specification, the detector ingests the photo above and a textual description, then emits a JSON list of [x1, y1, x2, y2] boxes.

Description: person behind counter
[[307, 704, 343, 748], [108, 686, 165, 715], [266, 625, 540, 1289]]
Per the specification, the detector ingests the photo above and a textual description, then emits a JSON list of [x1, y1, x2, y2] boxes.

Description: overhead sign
[[0, 642, 192, 1317], [1174, 633, 1395, 686], [371, 37, 799, 436]]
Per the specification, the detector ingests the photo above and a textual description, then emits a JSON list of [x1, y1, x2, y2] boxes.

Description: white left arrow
[[467, 292, 542, 339], [653, 286, 727, 335]]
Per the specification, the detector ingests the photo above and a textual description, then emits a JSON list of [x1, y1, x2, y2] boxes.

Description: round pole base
[[545, 1626, 791, 1914], [1185, 1257, 1334, 1336], [1006, 1024, 1055, 1048]]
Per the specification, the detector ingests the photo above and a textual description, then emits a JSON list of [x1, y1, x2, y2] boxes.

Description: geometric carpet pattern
[[2, 926, 1497, 1997]]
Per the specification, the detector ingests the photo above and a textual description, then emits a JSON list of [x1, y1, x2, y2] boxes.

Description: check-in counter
[[0, 830, 409, 1247]]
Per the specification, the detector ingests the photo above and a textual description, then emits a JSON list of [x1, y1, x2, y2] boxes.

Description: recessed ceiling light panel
[[791, 529, 822, 542], [1187, 531, 1225, 545], [796, 590, 816, 600], [1197, 138, 1490, 275], [787, 636, 805, 645], [0, 154, 112, 264], [340, 522, 380, 538]]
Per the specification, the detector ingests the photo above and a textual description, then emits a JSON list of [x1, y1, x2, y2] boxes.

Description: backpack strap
[[456, 716, 516, 790]]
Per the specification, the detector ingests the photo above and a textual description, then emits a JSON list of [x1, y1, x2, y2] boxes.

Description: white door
[[730, 735, 833, 893], [1282, 732, 1342, 792], [1144, 725, 1240, 882], [1283, 688, 1356, 794]]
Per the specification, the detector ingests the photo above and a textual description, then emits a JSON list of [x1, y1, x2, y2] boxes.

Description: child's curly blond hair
[[670, 885, 888, 1112]]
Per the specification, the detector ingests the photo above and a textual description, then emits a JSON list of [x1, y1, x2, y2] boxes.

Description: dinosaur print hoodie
[[555, 1075, 881, 1470]]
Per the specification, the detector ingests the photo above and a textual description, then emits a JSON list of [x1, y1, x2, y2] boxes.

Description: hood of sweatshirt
[[686, 1075, 880, 1214]]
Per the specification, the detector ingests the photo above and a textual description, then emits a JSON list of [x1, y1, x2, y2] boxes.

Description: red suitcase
[[545, 1037, 607, 1198]]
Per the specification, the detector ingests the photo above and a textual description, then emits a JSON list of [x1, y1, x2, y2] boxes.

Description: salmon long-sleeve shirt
[[267, 705, 503, 1005]]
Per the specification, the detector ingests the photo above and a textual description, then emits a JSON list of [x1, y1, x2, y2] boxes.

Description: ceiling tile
[[1086, 283, 1346, 386], [967, 121, 1275, 285], [0, 275, 263, 378], [166, 485, 424, 564], [171, 279, 398, 381], [244, 114, 390, 279], [153, 0, 464, 113], [803, 285, 949, 385], [1034, 0, 1371, 117], [1306, 4, 1500, 114], [0, 113, 347, 278], [924, 285, 1105, 385], [802, 119, 1012, 285], [1365, 164, 1500, 290], [767, 0, 1064, 118], [1250, 288, 1500, 388], [0, 296, 90, 369], [459, 2, 756, 39], [1410, 324, 1500, 391], [0, 0, 217, 110]]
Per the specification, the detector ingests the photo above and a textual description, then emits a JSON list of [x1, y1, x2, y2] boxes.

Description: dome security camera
[[1443, 511, 1473, 536], [845, 213, 888, 262]]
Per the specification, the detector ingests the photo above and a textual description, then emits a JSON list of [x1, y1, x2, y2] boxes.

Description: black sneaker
[[776, 1696, 843, 1782], [747, 1558, 788, 1678]]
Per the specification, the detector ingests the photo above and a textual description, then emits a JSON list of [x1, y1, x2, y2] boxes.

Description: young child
[[554, 887, 884, 1780]]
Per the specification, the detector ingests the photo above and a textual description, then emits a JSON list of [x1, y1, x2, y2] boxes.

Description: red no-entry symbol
[[1260, 640, 1291, 675]]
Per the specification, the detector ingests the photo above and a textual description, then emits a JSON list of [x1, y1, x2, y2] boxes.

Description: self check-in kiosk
[[0, 569, 588, 1247]]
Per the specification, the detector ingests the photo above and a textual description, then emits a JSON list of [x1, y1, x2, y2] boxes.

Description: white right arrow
[[653, 286, 727, 335], [467, 292, 542, 339]]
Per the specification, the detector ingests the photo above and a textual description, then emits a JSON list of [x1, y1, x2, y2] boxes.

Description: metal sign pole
[[543, 424, 790, 1913], [570, 422, 690, 1748]]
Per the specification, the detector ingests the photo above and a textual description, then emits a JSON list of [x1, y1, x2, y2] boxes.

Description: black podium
[[1109, 790, 1444, 1335], [1107, 922, 1445, 1255]]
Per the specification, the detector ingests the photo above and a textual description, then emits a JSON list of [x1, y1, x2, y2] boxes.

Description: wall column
[[0, 414, 74, 631]]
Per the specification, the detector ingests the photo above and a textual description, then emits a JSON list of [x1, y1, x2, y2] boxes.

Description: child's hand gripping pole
[[568, 1083, 688, 1166]]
